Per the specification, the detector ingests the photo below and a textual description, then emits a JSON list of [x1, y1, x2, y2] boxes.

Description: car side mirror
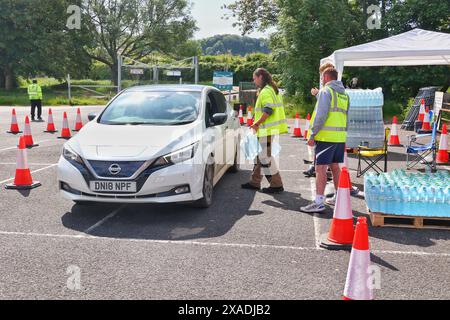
[[212, 113, 228, 126], [88, 113, 97, 121]]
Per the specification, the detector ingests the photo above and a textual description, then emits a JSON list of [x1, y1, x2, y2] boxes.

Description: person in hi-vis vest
[[27, 79, 43, 121], [241, 68, 288, 194], [300, 65, 349, 213]]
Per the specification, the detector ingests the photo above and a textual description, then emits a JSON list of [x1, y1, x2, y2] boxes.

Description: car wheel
[[193, 162, 214, 208], [228, 144, 240, 173]]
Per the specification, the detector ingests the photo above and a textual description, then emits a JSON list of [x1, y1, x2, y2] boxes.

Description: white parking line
[[0, 162, 56, 166], [306, 146, 322, 249], [83, 205, 126, 234], [0, 230, 448, 257], [0, 139, 54, 153], [0, 164, 57, 185]]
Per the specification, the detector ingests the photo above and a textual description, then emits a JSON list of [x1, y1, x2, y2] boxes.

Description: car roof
[[124, 85, 217, 93]]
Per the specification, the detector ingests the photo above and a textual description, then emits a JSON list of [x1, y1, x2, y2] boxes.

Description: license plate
[[90, 181, 137, 193]]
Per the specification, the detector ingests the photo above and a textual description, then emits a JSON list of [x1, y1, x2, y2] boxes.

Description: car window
[[205, 95, 214, 128], [99, 91, 201, 125], [212, 91, 227, 113]]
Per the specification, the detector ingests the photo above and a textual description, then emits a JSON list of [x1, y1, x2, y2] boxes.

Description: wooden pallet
[[369, 211, 450, 230]]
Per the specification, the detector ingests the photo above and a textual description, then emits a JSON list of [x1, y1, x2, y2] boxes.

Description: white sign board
[[166, 70, 182, 77], [213, 71, 234, 91], [434, 91, 444, 116], [130, 68, 144, 75]]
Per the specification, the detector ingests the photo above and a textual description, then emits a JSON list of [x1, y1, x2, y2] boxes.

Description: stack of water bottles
[[346, 88, 385, 149], [365, 169, 450, 217]]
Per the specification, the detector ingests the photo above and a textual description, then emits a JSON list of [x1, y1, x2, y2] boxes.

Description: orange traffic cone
[[44, 108, 58, 133], [343, 216, 374, 300], [247, 106, 254, 126], [418, 98, 425, 122], [421, 108, 432, 131], [7, 108, 22, 134], [5, 136, 41, 190], [23, 116, 38, 148], [388, 116, 401, 146], [58, 112, 72, 140], [320, 167, 354, 250], [437, 124, 449, 164], [292, 112, 303, 138], [73, 108, 83, 131], [238, 105, 244, 125], [303, 113, 311, 139]]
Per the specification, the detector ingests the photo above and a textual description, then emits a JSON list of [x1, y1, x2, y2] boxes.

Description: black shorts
[[315, 142, 345, 165]]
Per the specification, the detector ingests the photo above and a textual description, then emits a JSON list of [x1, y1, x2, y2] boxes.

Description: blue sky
[[190, 0, 268, 39]]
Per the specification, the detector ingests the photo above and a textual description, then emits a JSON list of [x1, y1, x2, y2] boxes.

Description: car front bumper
[[57, 156, 205, 204]]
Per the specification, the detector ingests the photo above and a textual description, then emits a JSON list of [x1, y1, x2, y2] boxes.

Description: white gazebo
[[321, 28, 450, 80]]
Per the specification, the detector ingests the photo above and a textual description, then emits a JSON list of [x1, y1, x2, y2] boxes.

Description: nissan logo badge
[[109, 164, 122, 175]]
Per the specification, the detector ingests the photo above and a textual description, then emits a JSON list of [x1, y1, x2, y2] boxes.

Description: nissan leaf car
[[57, 85, 241, 208]]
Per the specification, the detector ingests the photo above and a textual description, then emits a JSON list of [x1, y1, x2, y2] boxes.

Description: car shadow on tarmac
[[61, 170, 272, 241]]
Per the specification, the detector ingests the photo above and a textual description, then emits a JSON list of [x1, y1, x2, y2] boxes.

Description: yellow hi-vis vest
[[254, 85, 288, 137], [309, 86, 349, 143], [28, 84, 43, 100]]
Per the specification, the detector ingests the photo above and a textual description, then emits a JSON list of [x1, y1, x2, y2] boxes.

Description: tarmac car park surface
[[0, 106, 449, 299]]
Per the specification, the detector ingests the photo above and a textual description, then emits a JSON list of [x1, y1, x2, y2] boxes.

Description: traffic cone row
[[44, 108, 58, 133], [418, 98, 426, 122], [5, 136, 41, 190], [421, 108, 432, 131], [6, 108, 84, 137], [320, 167, 355, 250], [73, 108, 83, 131], [58, 112, 72, 140], [304, 113, 311, 139], [437, 124, 449, 164], [7, 109, 22, 134], [246, 107, 254, 126], [238, 105, 244, 125], [388, 116, 401, 146], [23, 116, 39, 148], [343, 216, 374, 300], [292, 112, 303, 138]]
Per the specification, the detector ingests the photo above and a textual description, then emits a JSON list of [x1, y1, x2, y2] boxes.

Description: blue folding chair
[[406, 122, 437, 172]]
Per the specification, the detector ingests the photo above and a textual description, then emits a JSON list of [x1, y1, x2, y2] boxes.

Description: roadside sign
[[130, 68, 144, 75], [166, 70, 182, 77], [213, 71, 233, 91], [434, 91, 444, 116]]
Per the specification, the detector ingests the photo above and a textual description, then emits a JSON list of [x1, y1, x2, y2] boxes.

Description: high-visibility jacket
[[309, 86, 349, 143], [28, 84, 43, 100], [254, 85, 288, 138]]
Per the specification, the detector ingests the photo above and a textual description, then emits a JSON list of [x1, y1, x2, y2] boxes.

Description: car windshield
[[99, 91, 201, 125]]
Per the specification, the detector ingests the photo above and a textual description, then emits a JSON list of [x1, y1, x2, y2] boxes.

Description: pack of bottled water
[[346, 88, 385, 149], [365, 169, 450, 217]]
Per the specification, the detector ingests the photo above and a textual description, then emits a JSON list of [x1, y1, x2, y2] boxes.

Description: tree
[[81, 0, 197, 85], [0, 0, 91, 90], [200, 35, 270, 56], [222, 0, 279, 35], [272, 0, 356, 98]]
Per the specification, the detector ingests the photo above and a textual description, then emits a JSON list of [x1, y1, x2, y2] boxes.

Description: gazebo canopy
[[321, 28, 450, 80]]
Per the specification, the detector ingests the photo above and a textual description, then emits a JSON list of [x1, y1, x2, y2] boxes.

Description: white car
[[57, 85, 241, 208]]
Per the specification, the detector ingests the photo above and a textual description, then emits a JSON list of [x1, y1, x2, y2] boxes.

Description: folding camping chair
[[356, 127, 390, 178], [406, 122, 438, 172]]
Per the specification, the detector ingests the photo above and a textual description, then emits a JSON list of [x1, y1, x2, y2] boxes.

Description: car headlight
[[63, 145, 83, 164], [153, 142, 199, 166]]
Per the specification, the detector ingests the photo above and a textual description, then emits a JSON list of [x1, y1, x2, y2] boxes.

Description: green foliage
[[81, 0, 197, 85], [200, 35, 270, 56], [0, 0, 90, 89], [227, 0, 450, 107]]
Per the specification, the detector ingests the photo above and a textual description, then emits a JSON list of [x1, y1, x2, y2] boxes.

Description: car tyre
[[193, 162, 214, 208]]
